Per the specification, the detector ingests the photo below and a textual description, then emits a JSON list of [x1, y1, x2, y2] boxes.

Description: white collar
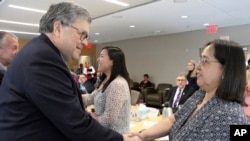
[[0, 62, 6, 71]]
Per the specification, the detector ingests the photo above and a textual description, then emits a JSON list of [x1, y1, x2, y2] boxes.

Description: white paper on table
[[130, 123, 136, 128], [157, 135, 169, 140], [143, 121, 157, 127], [146, 107, 159, 117]]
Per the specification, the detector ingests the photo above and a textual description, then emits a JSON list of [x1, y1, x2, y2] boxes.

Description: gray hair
[[0, 31, 18, 49], [177, 73, 187, 79], [39, 2, 92, 33]]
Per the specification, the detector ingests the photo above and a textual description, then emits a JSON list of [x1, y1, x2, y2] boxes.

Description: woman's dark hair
[[99, 46, 129, 92], [205, 39, 246, 105], [143, 74, 149, 78]]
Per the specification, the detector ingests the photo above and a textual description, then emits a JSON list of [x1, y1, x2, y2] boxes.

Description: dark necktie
[[173, 88, 182, 108]]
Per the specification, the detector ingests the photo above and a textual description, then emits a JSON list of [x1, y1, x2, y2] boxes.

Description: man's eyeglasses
[[70, 25, 90, 41], [176, 79, 186, 82], [199, 57, 219, 65]]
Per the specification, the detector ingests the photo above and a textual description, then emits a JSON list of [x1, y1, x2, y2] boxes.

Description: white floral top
[[86, 76, 131, 134]]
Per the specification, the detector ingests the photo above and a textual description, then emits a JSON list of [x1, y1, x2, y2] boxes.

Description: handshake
[[123, 132, 144, 141]]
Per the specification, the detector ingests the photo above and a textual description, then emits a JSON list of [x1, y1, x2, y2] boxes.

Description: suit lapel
[[179, 86, 188, 103]]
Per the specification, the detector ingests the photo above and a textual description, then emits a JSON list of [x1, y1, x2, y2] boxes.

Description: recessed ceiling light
[[8, 4, 46, 13], [95, 33, 100, 35], [0, 29, 40, 35], [203, 23, 209, 26], [129, 25, 135, 28], [105, 0, 129, 7], [0, 19, 39, 27], [94, 40, 98, 43], [181, 15, 188, 19]]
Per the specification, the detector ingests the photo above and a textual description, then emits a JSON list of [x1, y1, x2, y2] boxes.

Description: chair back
[[157, 83, 172, 93], [150, 83, 155, 89], [132, 82, 139, 88], [131, 90, 140, 105]]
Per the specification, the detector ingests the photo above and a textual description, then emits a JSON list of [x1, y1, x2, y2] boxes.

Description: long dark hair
[[206, 39, 246, 105], [99, 46, 129, 92]]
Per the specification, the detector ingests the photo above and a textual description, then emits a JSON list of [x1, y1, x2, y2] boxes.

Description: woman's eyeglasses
[[199, 57, 219, 65]]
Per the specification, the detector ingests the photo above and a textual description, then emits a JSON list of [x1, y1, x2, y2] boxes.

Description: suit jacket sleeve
[[179, 86, 196, 105], [85, 81, 94, 93], [166, 87, 176, 106], [0, 73, 3, 86]]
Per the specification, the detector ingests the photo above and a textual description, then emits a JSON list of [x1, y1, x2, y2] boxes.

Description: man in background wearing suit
[[78, 74, 94, 94], [0, 2, 138, 141], [165, 73, 196, 112], [0, 31, 19, 85]]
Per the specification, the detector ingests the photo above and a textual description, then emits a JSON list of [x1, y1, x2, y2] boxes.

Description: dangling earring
[[222, 75, 224, 80]]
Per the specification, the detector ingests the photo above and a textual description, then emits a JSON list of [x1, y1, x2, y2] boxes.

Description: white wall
[[96, 24, 250, 85]]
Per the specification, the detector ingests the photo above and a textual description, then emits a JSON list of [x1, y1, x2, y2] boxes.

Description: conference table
[[130, 105, 169, 141], [87, 104, 169, 141]]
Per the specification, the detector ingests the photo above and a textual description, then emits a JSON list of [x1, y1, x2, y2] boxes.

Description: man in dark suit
[[78, 74, 94, 94], [0, 2, 138, 141], [165, 73, 196, 112], [76, 63, 84, 74], [0, 31, 19, 85]]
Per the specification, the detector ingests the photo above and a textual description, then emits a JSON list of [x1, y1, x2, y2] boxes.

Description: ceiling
[[1, 0, 250, 44]]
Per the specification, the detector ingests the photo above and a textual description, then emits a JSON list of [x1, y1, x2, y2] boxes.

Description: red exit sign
[[207, 25, 218, 34]]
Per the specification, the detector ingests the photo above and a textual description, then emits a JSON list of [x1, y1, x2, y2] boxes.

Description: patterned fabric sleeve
[[185, 103, 247, 141], [98, 78, 129, 127], [189, 105, 249, 141], [170, 90, 249, 141]]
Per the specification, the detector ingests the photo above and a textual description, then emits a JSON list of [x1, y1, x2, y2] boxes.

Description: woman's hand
[[123, 134, 142, 141]]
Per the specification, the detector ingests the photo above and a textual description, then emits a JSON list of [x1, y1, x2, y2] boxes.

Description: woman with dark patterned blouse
[[130, 39, 249, 141]]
